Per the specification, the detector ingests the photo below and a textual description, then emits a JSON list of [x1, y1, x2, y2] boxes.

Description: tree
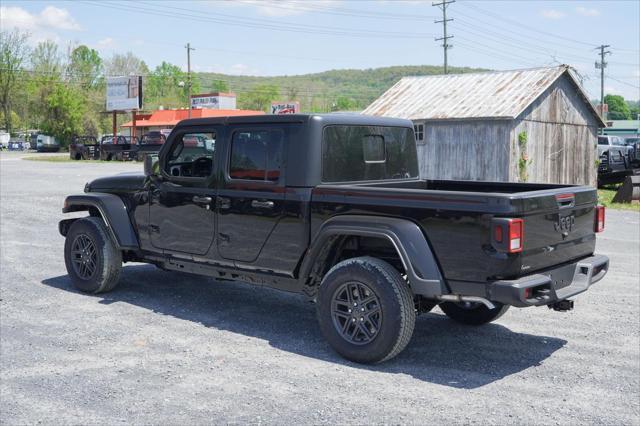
[[0, 30, 30, 133], [333, 96, 357, 111], [104, 52, 149, 77], [40, 84, 86, 146], [238, 84, 280, 111], [604, 94, 631, 120], [145, 61, 200, 109], [627, 100, 640, 120], [67, 45, 103, 88], [28, 40, 62, 128]]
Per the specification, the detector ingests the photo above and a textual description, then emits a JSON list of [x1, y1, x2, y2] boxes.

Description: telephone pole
[[185, 43, 195, 118], [594, 44, 611, 120], [433, 0, 454, 74]]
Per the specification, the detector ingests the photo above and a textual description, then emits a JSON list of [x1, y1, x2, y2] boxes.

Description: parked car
[[99, 135, 138, 161], [623, 137, 640, 167], [0, 131, 10, 150], [134, 131, 167, 161], [69, 136, 100, 160], [36, 134, 59, 152], [598, 135, 632, 185], [59, 114, 609, 364], [8, 139, 30, 151]]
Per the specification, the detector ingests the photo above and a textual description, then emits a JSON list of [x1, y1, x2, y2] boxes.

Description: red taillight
[[595, 205, 605, 233], [508, 219, 524, 253], [491, 218, 524, 253]]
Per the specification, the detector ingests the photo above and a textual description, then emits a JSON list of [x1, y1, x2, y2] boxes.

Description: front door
[[216, 126, 286, 263], [149, 129, 219, 255]]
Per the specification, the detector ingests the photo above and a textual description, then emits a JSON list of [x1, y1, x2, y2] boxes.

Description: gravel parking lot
[[1, 151, 639, 425]]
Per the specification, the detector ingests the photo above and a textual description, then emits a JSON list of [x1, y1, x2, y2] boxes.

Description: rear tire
[[439, 301, 509, 325], [64, 217, 122, 294], [317, 256, 415, 364]]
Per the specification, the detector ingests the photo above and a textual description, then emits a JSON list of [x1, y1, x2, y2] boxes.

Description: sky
[[2, 0, 639, 100]]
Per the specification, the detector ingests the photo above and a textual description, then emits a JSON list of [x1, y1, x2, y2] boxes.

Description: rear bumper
[[488, 255, 609, 307], [447, 255, 609, 308]]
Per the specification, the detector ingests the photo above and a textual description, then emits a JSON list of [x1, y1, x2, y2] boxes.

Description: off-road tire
[[317, 256, 415, 364], [439, 301, 509, 325], [64, 217, 122, 294]]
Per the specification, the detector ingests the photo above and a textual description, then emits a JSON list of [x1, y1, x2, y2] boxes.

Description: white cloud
[[39, 6, 82, 30], [576, 6, 600, 17], [218, 0, 341, 17], [540, 9, 565, 20], [0, 5, 81, 32]]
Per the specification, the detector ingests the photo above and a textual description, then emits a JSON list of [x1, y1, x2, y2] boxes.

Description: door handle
[[251, 200, 274, 209], [192, 195, 212, 204]]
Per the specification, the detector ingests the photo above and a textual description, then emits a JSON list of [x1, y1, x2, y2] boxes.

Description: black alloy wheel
[[331, 281, 382, 345], [70, 234, 98, 279]]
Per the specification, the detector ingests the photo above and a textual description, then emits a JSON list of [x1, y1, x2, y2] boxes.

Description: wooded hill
[[196, 65, 489, 112]]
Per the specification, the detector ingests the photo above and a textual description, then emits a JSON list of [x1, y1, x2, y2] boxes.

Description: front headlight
[[84, 182, 91, 193]]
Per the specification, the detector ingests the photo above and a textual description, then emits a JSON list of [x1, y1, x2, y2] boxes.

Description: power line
[[80, 1, 437, 39], [433, 0, 455, 74], [607, 75, 640, 90]]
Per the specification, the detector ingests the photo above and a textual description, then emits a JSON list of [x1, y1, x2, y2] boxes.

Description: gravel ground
[[1, 151, 639, 425]]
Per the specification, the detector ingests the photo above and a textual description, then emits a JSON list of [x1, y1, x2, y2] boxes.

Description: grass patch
[[22, 155, 75, 162], [598, 185, 640, 212]]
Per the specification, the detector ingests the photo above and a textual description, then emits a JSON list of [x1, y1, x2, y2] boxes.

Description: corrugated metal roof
[[363, 66, 604, 125]]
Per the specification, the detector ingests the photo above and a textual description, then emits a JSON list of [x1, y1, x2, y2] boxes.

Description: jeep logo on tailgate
[[554, 215, 575, 234]]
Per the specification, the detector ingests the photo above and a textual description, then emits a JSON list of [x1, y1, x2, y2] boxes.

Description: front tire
[[64, 217, 122, 294], [317, 257, 415, 364], [439, 301, 509, 325]]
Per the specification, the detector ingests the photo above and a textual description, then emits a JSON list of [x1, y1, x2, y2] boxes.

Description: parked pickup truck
[[59, 114, 609, 363], [598, 135, 632, 185]]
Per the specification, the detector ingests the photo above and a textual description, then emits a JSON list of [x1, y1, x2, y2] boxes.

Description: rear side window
[[322, 125, 419, 182], [229, 129, 283, 182]]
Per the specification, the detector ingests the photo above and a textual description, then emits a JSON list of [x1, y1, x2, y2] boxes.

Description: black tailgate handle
[[555, 193, 575, 209]]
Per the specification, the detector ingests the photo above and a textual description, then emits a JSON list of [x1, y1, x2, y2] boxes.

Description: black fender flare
[[61, 193, 139, 250], [299, 215, 447, 298]]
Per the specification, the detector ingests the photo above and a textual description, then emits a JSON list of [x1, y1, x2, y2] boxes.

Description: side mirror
[[144, 154, 159, 177]]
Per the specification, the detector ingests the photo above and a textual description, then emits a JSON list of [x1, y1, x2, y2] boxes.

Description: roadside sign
[[106, 76, 143, 111], [271, 101, 300, 115]]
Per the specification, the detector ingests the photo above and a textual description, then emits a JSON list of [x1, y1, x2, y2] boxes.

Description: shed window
[[414, 123, 425, 144]]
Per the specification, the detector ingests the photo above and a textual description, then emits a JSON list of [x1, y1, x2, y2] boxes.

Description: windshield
[[322, 125, 419, 183], [598, 137, 609, 145]]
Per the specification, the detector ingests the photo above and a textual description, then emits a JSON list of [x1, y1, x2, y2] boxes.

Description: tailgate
[[501, 187, 598, 278]]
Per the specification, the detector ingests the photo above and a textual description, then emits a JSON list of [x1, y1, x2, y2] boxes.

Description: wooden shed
[[363, 66, 605, 186]]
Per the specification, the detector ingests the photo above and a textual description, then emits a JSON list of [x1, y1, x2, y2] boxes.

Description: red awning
[[122, 108, 264, 128]]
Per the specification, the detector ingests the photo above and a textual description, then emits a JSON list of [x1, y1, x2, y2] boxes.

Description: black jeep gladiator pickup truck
[[59, 114, 609, 363]]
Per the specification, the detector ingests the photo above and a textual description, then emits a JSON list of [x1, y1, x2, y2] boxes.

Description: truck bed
[[311, 179, 598, 284]]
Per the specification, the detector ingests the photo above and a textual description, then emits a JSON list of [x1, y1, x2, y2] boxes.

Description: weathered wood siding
[[416, 120, 511, 181], [510, 75, 599, 186]]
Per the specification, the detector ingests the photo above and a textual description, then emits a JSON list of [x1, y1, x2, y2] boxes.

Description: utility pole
[[185, 43, 195, 118], [594, 44, 611, 120], [433, 0, 454, 74]]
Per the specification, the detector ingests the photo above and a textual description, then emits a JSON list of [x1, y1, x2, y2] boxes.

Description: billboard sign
[[191, 93, 236, 110], [271, 101, 300, 115], [106, 76, 142, 111]]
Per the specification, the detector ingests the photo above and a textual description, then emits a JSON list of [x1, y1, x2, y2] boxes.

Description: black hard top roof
[[175, 113, 413, 128]]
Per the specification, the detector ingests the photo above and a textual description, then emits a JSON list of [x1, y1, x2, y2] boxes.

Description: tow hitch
[[549, 300, 574, 312]]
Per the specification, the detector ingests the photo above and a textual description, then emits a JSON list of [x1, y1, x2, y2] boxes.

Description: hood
[[86, 172, 146, 193]]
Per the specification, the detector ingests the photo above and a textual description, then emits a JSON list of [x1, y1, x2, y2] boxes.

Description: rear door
[[216, 125, 286, 263]]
